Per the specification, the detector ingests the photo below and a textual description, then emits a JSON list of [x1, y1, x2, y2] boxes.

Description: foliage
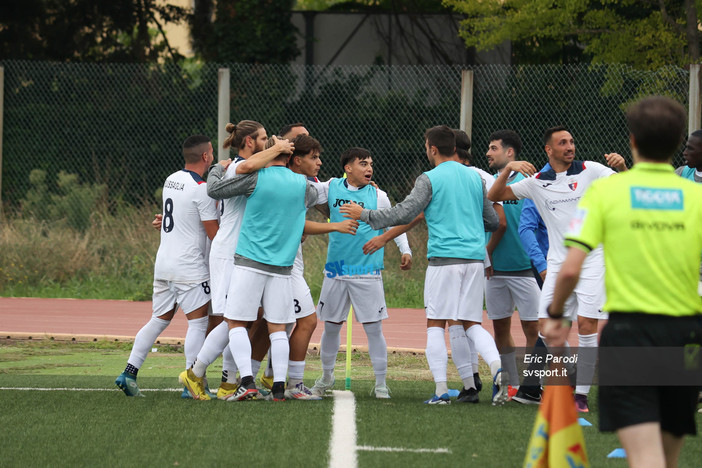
[[191, 0, 300, 64], [444, 0, 701, 67], [0, 0, 190, 63]]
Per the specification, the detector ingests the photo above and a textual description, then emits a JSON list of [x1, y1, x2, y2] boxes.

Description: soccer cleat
[[512, 386, 542, 405], [227, 380, 259, 401], [507, 385, 518, 401], [180, 386, 192, 399], [456, 387, 479, 404], [574, 393, 589, 413], [284, 382, 322, 400], [216, 381, 240, 401], [491, 369, 508, 406], [373, 384, 391, 399], [310, 376, 335, 397], [259, 373, 274, 391], [178, 369, 211, 401], [115, 372, 144, 397], [270, 382, 286, 401], [474, 372, 483, 393], [424, 393, 451, 405]]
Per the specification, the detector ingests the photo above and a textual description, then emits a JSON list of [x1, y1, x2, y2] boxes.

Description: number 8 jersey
[[154, 169, 218, 282]]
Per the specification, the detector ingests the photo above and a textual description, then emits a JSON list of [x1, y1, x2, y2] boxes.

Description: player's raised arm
[[488, 160, 536, 201]]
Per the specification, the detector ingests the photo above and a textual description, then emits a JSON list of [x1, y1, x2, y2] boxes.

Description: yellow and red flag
[[523, 385, 589, 468]]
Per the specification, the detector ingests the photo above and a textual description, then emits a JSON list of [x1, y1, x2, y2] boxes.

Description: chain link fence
[[0, 61, 691, 218]]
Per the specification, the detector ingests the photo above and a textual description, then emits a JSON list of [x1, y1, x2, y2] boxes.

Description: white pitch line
[[0, 387, 182, 392], [329, 390, 358, 468], [357, 446, 451, 454]]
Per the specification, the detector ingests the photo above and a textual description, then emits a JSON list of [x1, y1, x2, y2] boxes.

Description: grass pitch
[[1, 340, 701, 467]]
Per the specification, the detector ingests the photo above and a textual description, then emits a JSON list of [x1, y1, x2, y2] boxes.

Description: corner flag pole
[[345, 306, 353, 389]]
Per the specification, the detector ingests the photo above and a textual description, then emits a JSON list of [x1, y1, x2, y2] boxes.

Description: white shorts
[[538, 266, 607, 320], [292, 272, 316, 319], [317, 277, 388, 323], [209, 256, 234, 316], [424, 263, 484, 322], [152, 279, 211, 317], [485, 275, 540, 321], [224, 266, 295, 324]]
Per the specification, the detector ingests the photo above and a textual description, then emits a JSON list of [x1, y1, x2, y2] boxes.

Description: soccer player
[[285, 134, 360, 399], [279, 122, 309, 140], [179, 121, 295, 400], [677, 130, 702, 297], [544, 96, 702, 468], [452, 129, 505, 402], [488, 126, 627, 412], [310, 147, 412, 399], [201, 135, 321, 402], [115, 135, 219, 397], [484, 130, 540, 400], [341, 126, 503, 405]]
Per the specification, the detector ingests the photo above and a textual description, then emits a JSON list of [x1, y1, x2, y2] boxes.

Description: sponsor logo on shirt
[[332, 198, 366, 208], [325, 260, 382, 278], [544, 196, 581, 211], [630, 187, 684, 211]]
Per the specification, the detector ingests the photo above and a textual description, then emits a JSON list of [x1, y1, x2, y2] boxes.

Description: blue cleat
[[115, 372, 144, 397], [424, 393, 451, 405]]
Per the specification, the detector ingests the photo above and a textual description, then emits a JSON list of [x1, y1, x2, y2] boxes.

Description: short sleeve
[[509, 177, 534, 200], [195, 184, 218, 221]]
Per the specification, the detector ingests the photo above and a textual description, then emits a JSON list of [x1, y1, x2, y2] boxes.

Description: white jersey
[[209, 157, 248, 260], [509, 160, 614, 269], [470, 166, 502, 205], [292, 243, 305, 277], [154, 169, 218, 282]]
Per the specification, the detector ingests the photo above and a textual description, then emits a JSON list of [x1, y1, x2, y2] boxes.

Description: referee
[[544, 96, 702, 468]]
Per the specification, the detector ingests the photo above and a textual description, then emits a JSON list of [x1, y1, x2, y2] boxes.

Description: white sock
[[251, 359, 262, 379], [576, 333, 598, 395], [465, 325, 501, 378], [426, 327, 448, 395], [222, 346, 238, 383], [500, 351, 519, 387], [192, 321, 229, 378], [363, 321, 387, 387], [184, 316, 208, 369], [467, 335, 480, 373], [269, 331, 289, 383], [227, 327, 252, 378], [288, 360, 305, 387], [127, 317, 170, 369], [320, 322, 342, 381], [449, 325, 475, 389]]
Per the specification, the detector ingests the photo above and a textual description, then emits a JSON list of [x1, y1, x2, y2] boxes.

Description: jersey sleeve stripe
[[564, 238, 594, 253]]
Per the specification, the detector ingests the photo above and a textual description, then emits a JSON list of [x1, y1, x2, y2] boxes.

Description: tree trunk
[[686, 0, 700, 62]]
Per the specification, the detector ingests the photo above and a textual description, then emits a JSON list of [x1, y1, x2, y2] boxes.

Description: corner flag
[[523, 385, 590, 468]]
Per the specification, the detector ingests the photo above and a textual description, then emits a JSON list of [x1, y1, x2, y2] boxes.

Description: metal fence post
[[689, 64, 701, 135], [459, 69, 473, 142], [218, 68, 230, 161]]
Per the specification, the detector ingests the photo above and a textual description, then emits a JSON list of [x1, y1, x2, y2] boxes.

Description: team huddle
[[113, 115, 700, 411]]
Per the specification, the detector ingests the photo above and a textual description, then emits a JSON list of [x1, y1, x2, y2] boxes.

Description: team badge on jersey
[[568, 181, 578, 191]]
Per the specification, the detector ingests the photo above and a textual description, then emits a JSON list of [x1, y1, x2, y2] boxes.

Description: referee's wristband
[[546, 303, 563, 319]]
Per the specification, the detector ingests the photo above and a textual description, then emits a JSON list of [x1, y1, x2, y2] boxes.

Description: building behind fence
[[0, 61, 693, 217]]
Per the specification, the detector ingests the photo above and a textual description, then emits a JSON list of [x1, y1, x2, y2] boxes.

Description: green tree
[[0, 0, 189, 62], [191, 0, 299, 63], [443, 0, 701, 68]]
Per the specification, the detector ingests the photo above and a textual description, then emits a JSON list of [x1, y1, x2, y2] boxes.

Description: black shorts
[[598, 312, 702, 436]]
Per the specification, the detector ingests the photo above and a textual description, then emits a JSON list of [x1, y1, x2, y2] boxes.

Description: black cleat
[[456, 386, 479, 404], [512, 386, 542, 405], [474, 372, 483, 393]]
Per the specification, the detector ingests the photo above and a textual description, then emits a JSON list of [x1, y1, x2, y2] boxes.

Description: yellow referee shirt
[[564, 162, 702, 316]]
